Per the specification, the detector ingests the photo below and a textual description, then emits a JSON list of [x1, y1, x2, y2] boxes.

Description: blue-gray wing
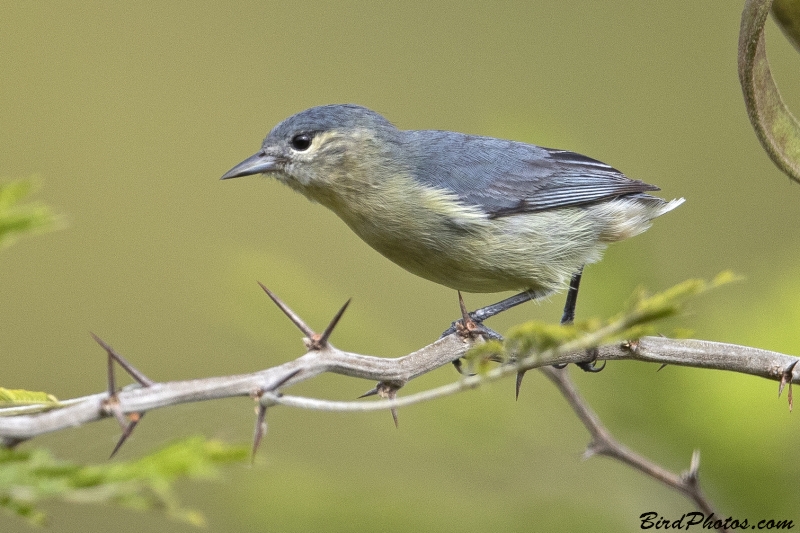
[[404, 131, 659, 217]]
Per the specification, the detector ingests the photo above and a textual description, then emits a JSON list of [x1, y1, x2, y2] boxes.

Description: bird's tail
[[593, 194, 684, 242], [654, 196, 685, 217], [625, 193, 685, 217]]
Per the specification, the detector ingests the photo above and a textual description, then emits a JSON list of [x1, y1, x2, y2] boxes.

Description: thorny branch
[[1, 318, 798, 442], [0, 289, 797, 533], [539, 366, 720, 520]]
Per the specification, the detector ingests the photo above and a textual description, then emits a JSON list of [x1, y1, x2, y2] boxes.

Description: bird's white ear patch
[[299, 129, 362, 159], [297, 131, 328, 154]]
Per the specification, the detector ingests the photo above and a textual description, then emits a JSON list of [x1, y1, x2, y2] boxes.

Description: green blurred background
[[2, 1, 799, 531]]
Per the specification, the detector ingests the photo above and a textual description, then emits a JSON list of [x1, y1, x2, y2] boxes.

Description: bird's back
[[400, 130, 663, 217]]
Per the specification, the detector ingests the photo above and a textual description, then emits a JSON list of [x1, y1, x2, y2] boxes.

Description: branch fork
[[3, 284, 799, 533]]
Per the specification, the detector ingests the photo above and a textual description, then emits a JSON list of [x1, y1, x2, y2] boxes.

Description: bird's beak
[[220, 152, 278, 180]]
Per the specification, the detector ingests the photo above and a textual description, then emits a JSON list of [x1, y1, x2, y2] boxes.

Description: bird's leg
[[560, 267, 583, 325], [469, 291, 538, 323], [441, 290, 536, 341], [447, 268, 604, 379], [516, 266, 602, 397], [550, 268, 583, 373], [552, 266, 604, 372]]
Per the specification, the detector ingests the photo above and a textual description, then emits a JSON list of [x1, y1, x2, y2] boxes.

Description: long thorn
[[376, 383, 401, 428], [386, 388, 399, 428], [106, 345, 116, 396], [107, 403, 128, 429], [358, 386, 379, 399], [251, 403, 268, 463], [317, 298, 351, 347], [109, 413, 143, 459], [515, 371, 526, 400], [249, 369, 301, 463], [454, 291, 487, 339], [458, 291, 469, 323], [91, 333, 154, 387], [258, 283, 316, 337]]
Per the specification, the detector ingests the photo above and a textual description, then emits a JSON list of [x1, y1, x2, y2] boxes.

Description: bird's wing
[[407, 132, 659, 217]]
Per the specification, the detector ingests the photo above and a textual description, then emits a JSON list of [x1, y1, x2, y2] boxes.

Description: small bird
[[221, 104, 682, 336]]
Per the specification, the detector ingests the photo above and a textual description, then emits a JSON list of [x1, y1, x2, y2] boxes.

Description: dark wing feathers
[[404, 131, 658, 217]]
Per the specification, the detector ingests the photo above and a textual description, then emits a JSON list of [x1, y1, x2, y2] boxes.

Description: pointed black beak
[[220, 152, 278, 180]]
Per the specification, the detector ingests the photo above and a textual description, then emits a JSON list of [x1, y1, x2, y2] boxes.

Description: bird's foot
[[441, 290, 531, 340], [551, 349, 604, 372], [568, 348, 606, 374], [441, 291, 503, 340], [576, 347, 605, 372], [447, 292, 506, 375]]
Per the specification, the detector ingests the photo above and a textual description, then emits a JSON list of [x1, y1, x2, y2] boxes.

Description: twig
[[538, 366, 727, 532], [1, 335, 797, 445]]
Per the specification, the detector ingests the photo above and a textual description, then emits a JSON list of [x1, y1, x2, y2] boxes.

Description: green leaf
[[461, 339, 506, 374], [0, 437, 248, 526], [0, 388, 59, 409], [469, 273, 737, 366], [0, 178, 58, 250], [0, 387, 61, 416]]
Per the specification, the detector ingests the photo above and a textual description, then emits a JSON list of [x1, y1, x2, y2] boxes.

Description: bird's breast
[[327, 175, 487, 244], [301, 171, 597, 294]]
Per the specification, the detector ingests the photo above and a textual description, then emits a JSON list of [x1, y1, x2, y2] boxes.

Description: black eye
[[290, 133, 313, 151]]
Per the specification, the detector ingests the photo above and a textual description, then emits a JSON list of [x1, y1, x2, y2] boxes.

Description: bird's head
[[221, 104, 402, 198]]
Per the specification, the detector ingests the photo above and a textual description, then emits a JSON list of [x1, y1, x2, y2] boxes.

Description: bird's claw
[[551, 348, 605, 372], [577, 347, 605, 373], [452, 358, 472, 376]]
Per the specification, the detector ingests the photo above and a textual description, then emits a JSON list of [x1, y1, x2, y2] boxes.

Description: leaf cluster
[[0, 437, 247, 526]]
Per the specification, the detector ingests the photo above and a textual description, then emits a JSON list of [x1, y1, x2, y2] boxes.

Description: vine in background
[[739, 0, 800, 183]]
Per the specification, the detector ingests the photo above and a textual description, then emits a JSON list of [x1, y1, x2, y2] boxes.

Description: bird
[[221, 104, 682, 350]]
